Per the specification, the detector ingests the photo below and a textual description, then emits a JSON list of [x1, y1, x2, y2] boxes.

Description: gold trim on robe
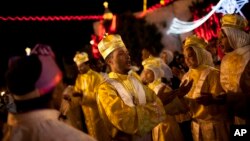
[[148, 79, 184, 141], [97, 71, 166, 141], [75, 69, 111, 141], [182, 65, 230, 141]]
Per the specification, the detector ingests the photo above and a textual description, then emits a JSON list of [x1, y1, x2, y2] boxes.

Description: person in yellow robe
[[181, 35, 230, 141], [73, 52, 111, 141], [141, 61, 186, 141], [142, 48, 173, 83], [218, 14, 250, 125], [96, 34, 167, 141]]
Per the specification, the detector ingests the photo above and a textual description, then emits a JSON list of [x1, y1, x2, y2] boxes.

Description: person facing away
[[72, 51, 111, 141], [218, 14, 250, 125], [3, 44, 96, 141], [96, 34, 166, 141], [181, 35, 230, 141]]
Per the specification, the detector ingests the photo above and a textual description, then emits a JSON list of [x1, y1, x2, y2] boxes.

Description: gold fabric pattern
[[221, 14, 248, 30], [75, 69, 111, 141], [98, 34, 126, 59], [97, 71, 166, 140]]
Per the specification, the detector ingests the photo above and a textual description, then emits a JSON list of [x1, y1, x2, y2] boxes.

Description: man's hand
[[196, 92, 227, 106], [195, 93, 214, 106], [177, 80, 193, 98], [157, 85, 177, 105], [31, 44, 55, 58]]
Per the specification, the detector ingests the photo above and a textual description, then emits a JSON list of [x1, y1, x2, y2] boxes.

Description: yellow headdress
[[221, 14, 248, 30], [73, 52, 89, 66], [143, 59, 164, 80], [184, 35, 208, 49], [98, 34, 126, 59]]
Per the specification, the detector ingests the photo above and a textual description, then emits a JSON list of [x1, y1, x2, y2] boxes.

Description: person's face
[[77, 62, 89, 74], [160, 51, 168, 64], [142, 49, 150, 61], [218, 30, 233, 53], [184, 47, 199, 69], [108, 47, 131, 74], [140, 69, 155, 84]]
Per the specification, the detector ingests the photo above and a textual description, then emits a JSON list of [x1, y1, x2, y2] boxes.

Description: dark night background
[[0, 0, 161, 87], [0, 0, 250, 87]]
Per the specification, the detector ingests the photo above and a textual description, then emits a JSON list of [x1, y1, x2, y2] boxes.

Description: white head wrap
[[161, 49, 174, 64], [185, 46, 214, 67], [222, 27, 250, 50], [144, 64, 164, 81]]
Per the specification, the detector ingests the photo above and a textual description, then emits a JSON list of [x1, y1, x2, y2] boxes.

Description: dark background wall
[[0, 0, 161, 87]]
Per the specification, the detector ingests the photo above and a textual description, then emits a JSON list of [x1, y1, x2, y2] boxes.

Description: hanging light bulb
[[25, 47, 31, 56], [90, 40, 95, 45], [143, 0, 147, 11], [160, 0, 165, 5], [1, 91, 5, 96], [103, 1, 113, 20]]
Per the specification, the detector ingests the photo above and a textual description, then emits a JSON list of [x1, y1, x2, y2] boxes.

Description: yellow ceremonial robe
[[148, 79, 184, 141], [97, 71, 166, 141], [182, 65, 230, 141], [220, 46, 250, 124], [75, 69, 110, 141]]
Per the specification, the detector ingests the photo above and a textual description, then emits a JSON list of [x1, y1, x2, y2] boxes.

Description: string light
[[216, 0, 248, 18], [167, 0, 225, 34], [194, 4, 221, 41], [0, 15, 103, 21], [167, 0, 248, 34], [0, 0, 174, 21]]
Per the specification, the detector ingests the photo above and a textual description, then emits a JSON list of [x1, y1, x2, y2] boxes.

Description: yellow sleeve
[[97, 83, 166, 135], [74, 75, 82, 93], [74, 73, 103, 105], [82, 72, 103, 105], [207, 69, 224, 96]]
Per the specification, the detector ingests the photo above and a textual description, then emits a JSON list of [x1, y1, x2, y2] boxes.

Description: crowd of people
[[0, 13, 250, 141]]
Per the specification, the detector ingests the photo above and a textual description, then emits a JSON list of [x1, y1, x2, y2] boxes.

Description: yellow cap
[[143, 59, 164, 80], [142, 57, 161, 67], [143, 59, 161, 70], [184, 35, 208, 49], [221, 14, 248, 30], [73, 52, 89, 66], [98, 34, 126, 59]]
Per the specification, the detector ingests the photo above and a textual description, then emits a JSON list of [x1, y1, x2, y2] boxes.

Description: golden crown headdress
[[184, 35, 208, 49], [221, 14, 248, 30], [98, 34, 126, 59], [73, 52, 89, 66]]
